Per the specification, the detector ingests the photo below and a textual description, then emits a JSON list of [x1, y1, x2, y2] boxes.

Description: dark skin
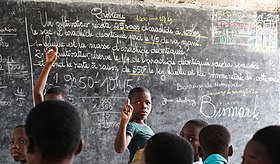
[[199, 145, 233, 162], [10, 127, 28, 163], [129, 91, 152, 124], [241, 139, 274, 164], [180, 123, 202, 161], [34, 46, 58, 106]]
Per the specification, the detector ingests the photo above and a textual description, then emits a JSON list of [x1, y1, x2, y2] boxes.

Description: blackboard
[[1, 1, 280, 163]]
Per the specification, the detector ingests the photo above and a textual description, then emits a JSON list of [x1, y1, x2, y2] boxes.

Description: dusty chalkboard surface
[[0, 0, 280, 163]]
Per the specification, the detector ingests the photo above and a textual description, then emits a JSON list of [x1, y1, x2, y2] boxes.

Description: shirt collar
[[204, 154, 227, 164]]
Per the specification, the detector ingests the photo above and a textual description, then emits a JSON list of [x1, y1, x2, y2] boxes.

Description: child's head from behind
[[241, 125, 280, 164], [180, 119, 208, 161], [10, 125, 28, 163], [199, 124, 232, 161], [128, 87, 151, 122], [44, 87, 67, 102], [143, 132, 194, 164], [25, 100, 82, 164]]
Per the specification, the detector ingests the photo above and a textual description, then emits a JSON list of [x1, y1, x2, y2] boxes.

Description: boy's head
[[128, 87, 151, 122], [44, 87, 67, 102], [242, 125, 280, 164], [25, 100, 83, 164], [199, 124, 232, 161], [10, 125, 28, 163], [180, 119, 208, 161], [142, 132, 194, 164]]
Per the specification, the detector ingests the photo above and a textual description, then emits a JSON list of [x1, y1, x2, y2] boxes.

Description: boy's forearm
[[33, 62, 54, 105], [114, 119, 129, 153]]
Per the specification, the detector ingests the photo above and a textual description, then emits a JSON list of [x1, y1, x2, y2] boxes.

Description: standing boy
[[114, 87, 154, 164]]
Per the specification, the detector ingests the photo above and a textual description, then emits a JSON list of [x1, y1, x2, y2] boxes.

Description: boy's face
[[241, 139, 274, 164], [10, 127, 28, 162], [130, 91, 151, 121], [180, 123, 201, 158]]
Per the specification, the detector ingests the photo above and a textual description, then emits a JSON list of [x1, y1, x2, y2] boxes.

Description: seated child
[[10, 125, 28, 164], [199, 124, 233, 164], [142, 132, 194, 164], [241, 125, 280, 164], [180, 119, 208, 164], [25, 100, 83, 164]]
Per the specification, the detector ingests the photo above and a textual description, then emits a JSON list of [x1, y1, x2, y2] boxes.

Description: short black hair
[[128, 87, 150, 100], [199, 124, 231, 154], [144, 132, 194, 164], [45, 87, 68, 101], [25, 100, 81, 161], [252, 125, 280, 164], [184, 119, 208, 128]]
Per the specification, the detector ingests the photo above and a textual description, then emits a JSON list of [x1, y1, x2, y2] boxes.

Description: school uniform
[[203, 154, 228, 164], [126, 122, 154, 163]]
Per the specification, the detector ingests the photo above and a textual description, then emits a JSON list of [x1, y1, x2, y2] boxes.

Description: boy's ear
[[75, 139, 84, 155], [198, 146, 203, 158], [228, 145, 233, 157]]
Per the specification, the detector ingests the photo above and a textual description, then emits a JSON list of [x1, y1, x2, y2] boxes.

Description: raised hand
[[45, 46, 58, 64], [121, 99, 134, 122]]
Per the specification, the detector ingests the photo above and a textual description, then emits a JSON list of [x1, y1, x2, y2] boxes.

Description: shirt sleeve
[[126, 122, 137, 137]]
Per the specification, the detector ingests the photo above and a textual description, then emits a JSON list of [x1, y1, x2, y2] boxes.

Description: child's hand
[[45, 46, 58, 64], [121, 99, 133, 122]]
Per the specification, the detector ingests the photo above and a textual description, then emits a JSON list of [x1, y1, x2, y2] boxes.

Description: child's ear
[[75, 139, 84, 155], [228, 145, 233, 157]]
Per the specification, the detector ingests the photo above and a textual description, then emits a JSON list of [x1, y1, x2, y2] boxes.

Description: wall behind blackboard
[[0, 1, 280, 163]]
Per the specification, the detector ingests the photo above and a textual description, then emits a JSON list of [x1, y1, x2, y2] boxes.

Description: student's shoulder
[[128, 122, 138, 126], [127, 122, 138, 130], [128, 122, 150, 130], [128, 122, 151, 128]]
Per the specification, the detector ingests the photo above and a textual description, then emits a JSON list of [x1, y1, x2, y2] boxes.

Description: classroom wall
[[21, 0, 280, 12]]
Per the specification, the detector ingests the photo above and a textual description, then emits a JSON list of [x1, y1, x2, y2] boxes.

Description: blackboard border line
[[25, 16, 35, 106]]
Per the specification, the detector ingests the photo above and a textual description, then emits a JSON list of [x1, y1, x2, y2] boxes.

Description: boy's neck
[[131, 118, 146, 124]]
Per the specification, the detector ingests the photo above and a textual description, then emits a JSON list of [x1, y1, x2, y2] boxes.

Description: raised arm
[[114, 99, 133, 153], [33, 46, 58, 106]]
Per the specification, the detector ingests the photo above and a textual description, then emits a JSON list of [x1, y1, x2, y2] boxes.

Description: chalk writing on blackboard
[[255, 12, 278, 51], [1, 1, 280, 164]]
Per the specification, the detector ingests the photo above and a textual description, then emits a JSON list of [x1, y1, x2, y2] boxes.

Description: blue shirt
[[204, 154, 228, 164]]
